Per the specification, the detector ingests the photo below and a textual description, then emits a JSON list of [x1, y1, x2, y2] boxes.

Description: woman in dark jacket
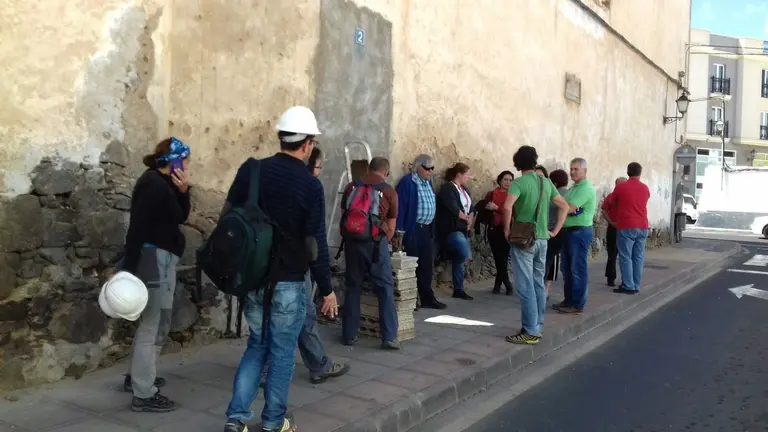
[[121, 137, 190, 413], [476, 170, 515, 295], [537, 167, 569, 300], [435, 163, 474, 300]]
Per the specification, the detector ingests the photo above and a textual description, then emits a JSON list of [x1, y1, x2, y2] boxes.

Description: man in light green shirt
[[555, 158, 597, 316], [501, 146, 568, 345]]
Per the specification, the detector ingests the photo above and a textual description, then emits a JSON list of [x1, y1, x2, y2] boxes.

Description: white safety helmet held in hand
[[98, 271, 148, 321], [275, 106, 322, 137]]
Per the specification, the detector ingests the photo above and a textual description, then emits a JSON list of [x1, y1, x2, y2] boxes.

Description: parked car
[[750, 216, 768, 239], [683, 194, 699, 224]]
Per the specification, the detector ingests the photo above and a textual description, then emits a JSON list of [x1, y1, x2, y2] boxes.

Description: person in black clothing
[[475, 171, 515, 295], [436, 163, 475, 300], [539, 167, 569, 300], [221, 106, 337, 432], [601, 176, 627, 286], [120, 137, 191, 413]]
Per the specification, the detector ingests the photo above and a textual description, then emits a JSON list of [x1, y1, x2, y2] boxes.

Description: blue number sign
[[355, 28, 365, 46]]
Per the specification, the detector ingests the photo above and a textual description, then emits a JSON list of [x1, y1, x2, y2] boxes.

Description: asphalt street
[[465, 234, 768, 432]]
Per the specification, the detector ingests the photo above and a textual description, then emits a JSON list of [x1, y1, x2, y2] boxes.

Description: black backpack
[[195, 158, 278, 337]]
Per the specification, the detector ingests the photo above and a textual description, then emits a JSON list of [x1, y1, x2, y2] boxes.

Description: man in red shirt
[[600, 177, 626, 287], [609, 162, 650, 294]]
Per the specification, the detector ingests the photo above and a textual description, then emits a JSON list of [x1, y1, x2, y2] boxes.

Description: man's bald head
[[615, 177, 627, 186]]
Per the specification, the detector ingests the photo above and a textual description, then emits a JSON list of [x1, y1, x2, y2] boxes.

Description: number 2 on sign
[[355, 28, 365, 46]]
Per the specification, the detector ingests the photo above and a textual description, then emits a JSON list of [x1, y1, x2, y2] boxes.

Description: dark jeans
[[404, 223, 438, 303], [545, 232, 565, 281], [343, 239, 398, 343], [561, 226, 593, 310], [605, 226, 618, 283], [488, 227, 511, 288]]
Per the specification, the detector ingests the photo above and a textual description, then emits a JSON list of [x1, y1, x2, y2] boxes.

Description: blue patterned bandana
[[156, 137, 190, 163]]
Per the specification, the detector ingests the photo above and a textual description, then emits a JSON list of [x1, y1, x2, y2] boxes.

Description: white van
[[683, 194, 699, 224], [750, 216, 768, 238]]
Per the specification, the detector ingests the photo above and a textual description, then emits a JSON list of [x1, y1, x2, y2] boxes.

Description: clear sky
[[692, 0, 768, 40]]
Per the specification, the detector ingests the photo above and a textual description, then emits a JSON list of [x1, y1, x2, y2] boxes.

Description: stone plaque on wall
[[564, 73, 582, 104]]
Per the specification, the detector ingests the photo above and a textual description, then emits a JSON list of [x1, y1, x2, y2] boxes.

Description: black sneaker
[[124, 375, 166, 393], [224, 419, 248, 432], [131, 393, 176, 413], [421, 299, 447, 309], [453, 291, 474, 300], [613, 286, 638, 295], [492, 286, 501, 294], [342, 336, 358, 346], [310, 362, 350, 384]]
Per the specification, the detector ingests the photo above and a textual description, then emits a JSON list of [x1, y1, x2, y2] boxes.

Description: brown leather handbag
[[506, 176, 544, 249]]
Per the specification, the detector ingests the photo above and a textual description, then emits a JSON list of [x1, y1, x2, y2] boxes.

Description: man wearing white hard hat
[[221, 106, 338, 432]]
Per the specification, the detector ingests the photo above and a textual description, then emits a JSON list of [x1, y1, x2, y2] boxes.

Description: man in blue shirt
[[221, 106, 338, 432], [395, 154, 447, 310]]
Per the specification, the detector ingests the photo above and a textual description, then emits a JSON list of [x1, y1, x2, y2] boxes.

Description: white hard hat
[[98, 271, 149, 321], [275, 106, 322, 139]]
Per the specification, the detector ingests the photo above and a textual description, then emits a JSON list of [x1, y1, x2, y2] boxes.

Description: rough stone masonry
[[0, 141, 233, 391]]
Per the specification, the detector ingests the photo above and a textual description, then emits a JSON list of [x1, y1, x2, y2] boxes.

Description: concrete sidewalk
[[0, 239, 741, 432]]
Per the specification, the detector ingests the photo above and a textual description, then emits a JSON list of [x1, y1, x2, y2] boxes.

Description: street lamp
[[663, 94, 691, 124]]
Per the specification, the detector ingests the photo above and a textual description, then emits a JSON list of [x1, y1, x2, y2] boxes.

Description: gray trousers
[[128, 247, 178, 399]]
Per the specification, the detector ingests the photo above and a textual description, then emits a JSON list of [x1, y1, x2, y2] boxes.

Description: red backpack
[[340, 181, 385, 241]]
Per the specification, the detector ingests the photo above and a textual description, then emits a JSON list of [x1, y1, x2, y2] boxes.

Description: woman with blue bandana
[[120, 137, 191, 413]]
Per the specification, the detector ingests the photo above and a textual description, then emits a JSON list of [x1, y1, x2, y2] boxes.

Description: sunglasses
[[421, 166, 435, 171]]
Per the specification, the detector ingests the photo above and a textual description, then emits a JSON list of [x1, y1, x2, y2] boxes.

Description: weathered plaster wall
[[0, 1, 171, 195], [165, 0, 321, 193], [358, 0, 688, 232]]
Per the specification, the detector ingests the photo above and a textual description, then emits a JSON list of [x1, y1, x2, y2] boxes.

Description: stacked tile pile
[[360, 252, 419, 341]]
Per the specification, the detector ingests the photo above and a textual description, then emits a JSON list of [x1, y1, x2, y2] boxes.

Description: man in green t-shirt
[[554, 157, 597, 316], [501, 146, 569, 345]]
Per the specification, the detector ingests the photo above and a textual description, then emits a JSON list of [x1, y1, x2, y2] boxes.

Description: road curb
[[338, 244, 743, 432]]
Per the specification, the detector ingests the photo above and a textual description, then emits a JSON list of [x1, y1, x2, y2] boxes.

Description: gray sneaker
[[310, 362, 351, 384], [381, 340, 401, 350]]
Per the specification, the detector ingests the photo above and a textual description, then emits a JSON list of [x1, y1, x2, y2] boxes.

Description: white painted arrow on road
[[728, 284, 768, 301]]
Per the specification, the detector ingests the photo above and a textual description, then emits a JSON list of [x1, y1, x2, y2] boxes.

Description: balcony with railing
[[761, 125, 768, 140], [709, 119, 730, 137], [710, 76, 731, 95]]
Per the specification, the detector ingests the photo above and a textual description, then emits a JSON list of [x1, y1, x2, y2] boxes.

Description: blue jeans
[[263, 273, 332, 380], [617, 228, 648, 291], [445, 232, 471, 292], [343, 239, 399, 343], [561, 227, 593, 310], [226, 281, 308, 429], [508, 239, 548, 337]]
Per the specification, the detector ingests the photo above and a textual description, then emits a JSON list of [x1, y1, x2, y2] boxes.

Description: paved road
[[465, 238, 768, 432]]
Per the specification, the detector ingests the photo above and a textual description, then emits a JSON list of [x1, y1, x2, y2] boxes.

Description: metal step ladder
[[327, 141, 372, 257]]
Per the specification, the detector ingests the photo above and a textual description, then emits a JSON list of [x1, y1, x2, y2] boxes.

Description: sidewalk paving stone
[[0, 239, 741, 432]]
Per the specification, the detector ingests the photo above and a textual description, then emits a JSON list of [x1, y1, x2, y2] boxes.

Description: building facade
[[0, 0, 691, 389], [685, 28, 768, 200]]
